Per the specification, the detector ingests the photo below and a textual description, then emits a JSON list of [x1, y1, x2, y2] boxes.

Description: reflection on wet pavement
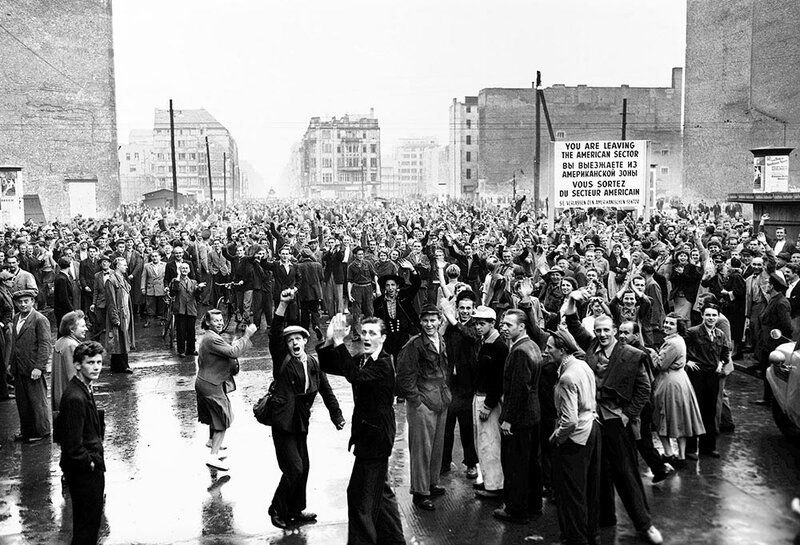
[[0, 326, 799, 544]]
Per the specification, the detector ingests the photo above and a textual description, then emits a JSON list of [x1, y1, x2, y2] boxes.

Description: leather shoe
[[289, 511, 317, 524], [493, 507, 529, 524], [700, 449, 721, 458], [466, 466, 478, 479], [412, 494, 435, 510], [473, 482, 485, 491], [270, 513, 289, 529], [475, 488, 503, 498], [429, 486, 446, 496]]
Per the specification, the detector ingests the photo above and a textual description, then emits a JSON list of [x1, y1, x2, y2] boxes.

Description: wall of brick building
[[477, 68, 683, 203], [684, 0, 800, 199], [0, 0, 119, 221]]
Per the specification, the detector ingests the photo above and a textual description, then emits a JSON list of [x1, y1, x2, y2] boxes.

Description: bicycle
[[214, 282, 240, 332]]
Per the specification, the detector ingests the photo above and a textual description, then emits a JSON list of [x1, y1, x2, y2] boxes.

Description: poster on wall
[[0, 167, 24, 226], [765, 155, 789, 192], [753, 156, 765, 192]]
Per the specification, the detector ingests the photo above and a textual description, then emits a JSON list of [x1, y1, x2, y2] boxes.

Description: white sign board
[[553, 140, 647, 209], [765, 155, 789, 192], [69, 180, 97, 218]]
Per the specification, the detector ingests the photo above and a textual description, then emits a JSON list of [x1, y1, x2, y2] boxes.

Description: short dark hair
[[73, 341, 105, 364], [619, 320, 640, 335], [665, 312, 687, 335], [360, 317, 386, 335], [201, 309, 223, 330], [502, 309, 527, 326], [57, 256, 72, 269]]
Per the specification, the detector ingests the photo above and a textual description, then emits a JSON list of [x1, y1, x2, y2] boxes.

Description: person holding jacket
[[267, 288, 345, 529], [317, 313, 405, 545]]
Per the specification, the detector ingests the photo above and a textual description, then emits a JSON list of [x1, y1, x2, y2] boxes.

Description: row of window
[[308, 158, 379, 168], [155, 128, 205, 136], [320, 143, 378, 154], [319, 130, 377, 140]]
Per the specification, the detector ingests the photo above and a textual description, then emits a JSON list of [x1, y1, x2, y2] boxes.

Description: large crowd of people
[[1, 196, 796, 545]]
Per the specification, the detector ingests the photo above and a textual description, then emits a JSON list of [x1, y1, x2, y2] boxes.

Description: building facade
[[300, 112, 381, 198], [0, 0, 119, 221], [449, 96, 479, 198], [452, 69, 683, 204], [684, 0, 800, 198]]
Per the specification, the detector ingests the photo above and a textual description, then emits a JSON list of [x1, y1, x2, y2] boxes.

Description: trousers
[[65, 470, 105, 545], [442, 390, 478, 470], [501, 424, 542, 516], [553, 421, 601, 545], [406, 401, 447, 496], [686, 368, 720, 453], [271, 429, 309, 517], [15, 373, 51, 438], [472, 395, 503, 491], [175, 314, 197, 354], [347, 457, 405, 545], [599, 417, 651, 531]]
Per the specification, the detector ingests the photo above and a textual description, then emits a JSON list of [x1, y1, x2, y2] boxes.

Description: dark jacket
[[758, 292, 793, 356], [58, 376, 105, 474], [318, 343, 396, 460], [169, 276, 202, 316], [164, 259, 196, 286], [78, 257, 98, 293], [397, 333, 451, 411], [267, 313, 342, 434], [54, 270, 74, 319], [566, 313, 651, 421], [296, 257, 324, 302], [474, 330, 508, 409], [373, 270, 421, 356], [265, 260, 301, 303], [685, 323, 732, 372], [443, 320, 479, 396], [499, 336, 543, 430], [9, 309, 51, 375], [322, 248, 347, 284]]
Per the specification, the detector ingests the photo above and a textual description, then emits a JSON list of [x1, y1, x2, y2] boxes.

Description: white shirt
[[788, 279, 799, 299], [16, 312, 30, 335]]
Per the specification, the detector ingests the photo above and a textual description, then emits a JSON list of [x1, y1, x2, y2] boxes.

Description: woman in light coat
[[51, 310, 88, 415], [196, 309, 256, 470]]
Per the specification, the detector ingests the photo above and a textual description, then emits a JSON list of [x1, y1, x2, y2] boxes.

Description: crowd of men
[[0, 196, 796, 544]]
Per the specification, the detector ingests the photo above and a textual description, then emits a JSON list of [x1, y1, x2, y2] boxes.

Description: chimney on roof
[[370, 107, 374, 118]]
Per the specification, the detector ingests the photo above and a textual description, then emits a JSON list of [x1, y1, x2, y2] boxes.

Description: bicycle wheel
[[216, 296, 232, 332]]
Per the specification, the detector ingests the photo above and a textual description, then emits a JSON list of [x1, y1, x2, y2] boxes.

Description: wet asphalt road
[[1, 320, 799, 545]]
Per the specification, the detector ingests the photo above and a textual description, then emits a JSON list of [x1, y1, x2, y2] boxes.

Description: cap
[[99, 253, 112, 263], [378, 274, 405, 291], [12, 289, 37, 300], [282, 325, 310, 339], [472, 305, 496, 321], [769, 272, 788, 291], [301, 247, 313, 258], [547, 328, 582, 355], [712, 253, 725, 263], [778, 252, 792, 262], [419, 303, 440, 318]]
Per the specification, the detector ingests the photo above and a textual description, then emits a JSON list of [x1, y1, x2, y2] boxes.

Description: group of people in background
[[1, 196, 796, 545]]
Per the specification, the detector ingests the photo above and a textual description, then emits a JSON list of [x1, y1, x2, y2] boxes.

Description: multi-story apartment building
[[300, 111, 381, 198], [449, 97, 479, 198]]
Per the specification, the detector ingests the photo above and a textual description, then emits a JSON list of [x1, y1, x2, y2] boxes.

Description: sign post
[[552, 139, 649, 214]]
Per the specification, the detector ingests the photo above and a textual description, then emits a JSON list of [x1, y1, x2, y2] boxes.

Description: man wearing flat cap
[[266, 288, 344, 529], [10, 289, 52, 442], [397, 303, 451, 511], [752, 272, 793, 406], [373, 259, 421, 358]]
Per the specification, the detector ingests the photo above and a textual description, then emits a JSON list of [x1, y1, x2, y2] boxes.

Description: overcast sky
[[113, 0, 687, 195]]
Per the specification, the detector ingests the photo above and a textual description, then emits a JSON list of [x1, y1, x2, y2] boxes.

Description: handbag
[[253, 381, 277, 426]]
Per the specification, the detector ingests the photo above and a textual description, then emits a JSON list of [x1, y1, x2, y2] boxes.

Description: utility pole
[[621, 98, 628, 140], [223, 152, 227, 208], [512, 171, 517, 207], [534, 71, 541, 211], [205, 136, 213, 201], [169, 100, 178, 208]]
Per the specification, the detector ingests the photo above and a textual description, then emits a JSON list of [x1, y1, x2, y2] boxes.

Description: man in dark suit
[[752, 274, 793, 405], [54, 256, 75, 327], [784, 263, 800, 342], [264, 246, 301, 325], [79, 246, 99, 325], [494, 309, 543, 524], [169, 262, 206, 357], [373, 261, 421, 359], [296, 247, 324, 339], [317, 314, 405, 545], [91, 255, 112, 339], [322, 237, 347, 316], [267, 288, 344, 529], [164, 244, 196, 286], [57, 340, 106, 545], [447, 239, 486, 295], [10, 289, 52, 442]]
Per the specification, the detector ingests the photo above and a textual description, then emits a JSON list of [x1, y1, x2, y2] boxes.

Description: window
[[189, 153, 196, 160], [157, 153, 164, 160], [129, 166, 137, 173], [363, 145, 367, 153], [370, 144, 376, 153], [322, 173, 333, 183], [371, 172, 377, 181], [661, 149, 670, 156], [466, 106, 471, 113], [178, 153, 186, 160], [556, 130, 566, 139], [370, 158, 378, 167], [466, 152, 471, 162], [158, 166, 165, 173], [466, 120, 471, 129], [466, 168, 472, 180], [179, 166, 187, 173], [660, 166, 669, 175], [134, 152, 139, 160], [125, 153, 130, 161], [466, 135, 471, 145]]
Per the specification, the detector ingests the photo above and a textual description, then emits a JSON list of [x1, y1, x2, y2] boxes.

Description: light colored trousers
[[407, 401, 447, 496], [473, 394, 504, 491]]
